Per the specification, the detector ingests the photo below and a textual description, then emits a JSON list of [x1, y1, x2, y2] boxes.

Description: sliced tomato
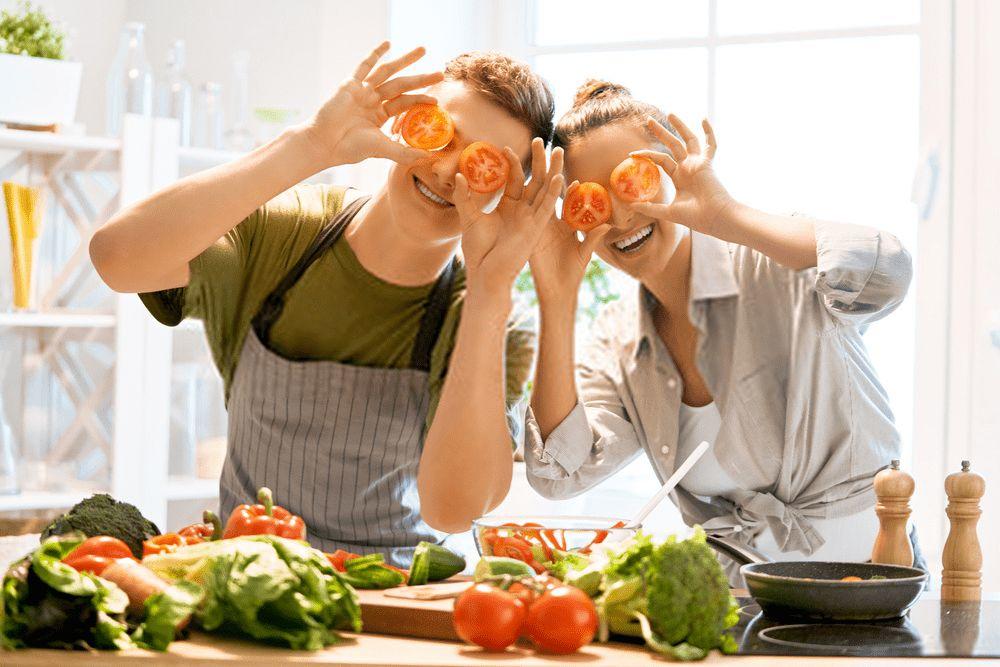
[[610, 156, 660, 202], [458, 141, 509, 193], [563, 182, 612, 232], [400, 103, 455, 151], [325, 549, 362, 573]]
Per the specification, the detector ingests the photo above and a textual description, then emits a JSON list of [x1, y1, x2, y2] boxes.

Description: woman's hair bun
[[572, 79, 631, 109]]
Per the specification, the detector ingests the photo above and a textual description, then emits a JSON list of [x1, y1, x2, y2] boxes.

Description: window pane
[[535, 48, 708, 122], [533, 0, 708, 46], [714, 35, 919, 450], [716, 0, 919, 35]]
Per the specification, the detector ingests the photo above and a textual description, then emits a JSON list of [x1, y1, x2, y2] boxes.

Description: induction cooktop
[[730, 595, 1000, 658]]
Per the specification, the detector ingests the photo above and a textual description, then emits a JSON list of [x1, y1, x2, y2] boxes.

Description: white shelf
[[0, 128, 120, 154], [0, 311, 116, 329], [166, 476, 219, 502], [0, 490, 85, 513]]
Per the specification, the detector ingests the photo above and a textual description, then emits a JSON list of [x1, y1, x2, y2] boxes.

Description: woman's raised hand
[[302, 42, 444, 169], [454, 138, 564, 306], [629, 115, 736, 237]]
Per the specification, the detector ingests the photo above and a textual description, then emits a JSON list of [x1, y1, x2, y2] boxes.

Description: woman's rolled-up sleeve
[[524, 335, 643, 500], [813, 220, 913, 327]]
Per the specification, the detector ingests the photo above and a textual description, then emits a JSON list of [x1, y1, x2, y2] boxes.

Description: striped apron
[[219, 196, 457, 567]]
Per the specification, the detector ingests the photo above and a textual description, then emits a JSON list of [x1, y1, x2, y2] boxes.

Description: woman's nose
[[609, 193, 636, 228]]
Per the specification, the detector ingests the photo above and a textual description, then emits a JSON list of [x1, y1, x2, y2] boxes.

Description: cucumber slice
[[473, 556, 535, 582]]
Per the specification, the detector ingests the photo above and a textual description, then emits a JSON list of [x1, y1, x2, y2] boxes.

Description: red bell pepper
[[223, 487, 306, 540], [178, 510, 222, 542], [62, 536, 135, 575]]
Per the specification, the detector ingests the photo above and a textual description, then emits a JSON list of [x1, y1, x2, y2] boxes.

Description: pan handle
[[705, 532, 768, 565]]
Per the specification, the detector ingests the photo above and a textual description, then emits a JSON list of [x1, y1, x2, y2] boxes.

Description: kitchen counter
[[5, 595, 1000, 666]]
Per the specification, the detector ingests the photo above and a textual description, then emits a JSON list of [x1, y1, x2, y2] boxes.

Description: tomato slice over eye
[[563, 182, 612, 232], [399, 103, 455, 151], [610, 156, 661, 202], [458, 141, 509, 193]]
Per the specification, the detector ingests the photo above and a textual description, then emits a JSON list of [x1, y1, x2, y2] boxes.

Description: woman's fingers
[[631, 201, 671, 220], [668, 113, 701, 155], [532, 173, 564, 219], [646, 118, 687, 161], [380, 140, 431, 166], [549, 146, 565, 181], [521, 138, 548, 202], [366, 45, 427, 87], [703, 119, 718, 159], [580, 223, 613, 258], [630, 149, 677, 175], [383, 94, 437, 119], [353, 41, 391, 82], [503, 146, 527, 202], [376, 72, 445, 100]]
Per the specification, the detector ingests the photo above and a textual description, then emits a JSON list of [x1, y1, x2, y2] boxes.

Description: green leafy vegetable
[[131, 581, 203, 651], [142, 535, 361, 650], [545, 549, 591, 580], [594, 527, 738, 661], [41, 494, 160, 559]]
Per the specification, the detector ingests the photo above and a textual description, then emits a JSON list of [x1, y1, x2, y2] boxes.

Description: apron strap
[[251, 195, 370, 343], [251, 193, 458, 372], [409, 255, 457, 372]]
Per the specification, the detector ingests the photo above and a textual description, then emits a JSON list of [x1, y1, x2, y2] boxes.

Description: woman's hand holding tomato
[[628, 114, 736, 238], [301, 41, 445, 169], [454, 137, 564, 305]]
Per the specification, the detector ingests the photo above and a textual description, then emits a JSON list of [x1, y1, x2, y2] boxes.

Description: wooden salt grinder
[[871, 459, 915, 567], [941, 460, 986, 602]]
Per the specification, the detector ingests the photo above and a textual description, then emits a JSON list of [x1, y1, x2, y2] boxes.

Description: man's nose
[[429, 144, 461, 191]]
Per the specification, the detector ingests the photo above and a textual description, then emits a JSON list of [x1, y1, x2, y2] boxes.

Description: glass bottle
[[193, 82, 225, 150], [226, 50, 255, 152], [106, 22, 154, 137], [156, 39, 193, 146]]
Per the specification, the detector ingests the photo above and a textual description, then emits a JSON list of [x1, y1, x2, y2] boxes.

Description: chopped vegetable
[[0, 534, 194, 651], [61, 535, 134, 575], [143, 533, 187, 557], [223, 487, 306, 540], [473, 556, 535, 582], [407, 542, 465, 585], [594, 528, 738, 661], [41, 494, 160, 559], [142, 535, 360, 649], [339, 553, 406, 590]]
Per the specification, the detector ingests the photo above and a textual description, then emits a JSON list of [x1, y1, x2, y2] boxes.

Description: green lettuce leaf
[[132, 580, 204, 651]]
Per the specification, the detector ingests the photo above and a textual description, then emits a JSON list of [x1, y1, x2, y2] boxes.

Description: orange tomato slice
[[610, 156, 661, 202], [459, 141, 509, 193], [563, 182, 612, 232], [399, 103, 455, 151]]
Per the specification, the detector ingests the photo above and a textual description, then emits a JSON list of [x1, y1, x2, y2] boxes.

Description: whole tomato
[[525, 585, 598, 654], [453, 583, 526, 651]]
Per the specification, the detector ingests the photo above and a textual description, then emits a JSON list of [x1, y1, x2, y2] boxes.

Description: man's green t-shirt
[[139, 184, 534, 435]]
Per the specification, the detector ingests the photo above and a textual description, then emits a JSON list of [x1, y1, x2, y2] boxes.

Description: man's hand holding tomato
[[454, 137, 565, 307], [300, 42, 446, 170]]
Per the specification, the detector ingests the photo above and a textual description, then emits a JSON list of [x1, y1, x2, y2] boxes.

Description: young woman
[[526, 81, 915, 580], [90, 43, 564, 565]]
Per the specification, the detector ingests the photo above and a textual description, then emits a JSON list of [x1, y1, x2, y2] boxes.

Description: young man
[[90, 43, 562, 565]]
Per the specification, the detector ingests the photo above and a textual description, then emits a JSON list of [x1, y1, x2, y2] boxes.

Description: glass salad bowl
[[472, 515, 638, 565]]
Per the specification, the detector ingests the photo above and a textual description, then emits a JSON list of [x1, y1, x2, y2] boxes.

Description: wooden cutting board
[[357, 581, 470, 641]]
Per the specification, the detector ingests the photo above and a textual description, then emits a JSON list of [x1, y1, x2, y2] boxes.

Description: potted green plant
[[0, 1, 82, 129]]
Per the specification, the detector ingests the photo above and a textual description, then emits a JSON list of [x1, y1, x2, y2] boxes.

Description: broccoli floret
[[40, 494, 160, 558], [646, 527, 739, 655]]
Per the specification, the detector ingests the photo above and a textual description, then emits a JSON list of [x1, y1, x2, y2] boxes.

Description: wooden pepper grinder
[[941, 460, 986, 601], [871, 459, 915, 567]]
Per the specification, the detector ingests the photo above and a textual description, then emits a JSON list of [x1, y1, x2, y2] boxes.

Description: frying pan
[[706, 533, 928, 621]]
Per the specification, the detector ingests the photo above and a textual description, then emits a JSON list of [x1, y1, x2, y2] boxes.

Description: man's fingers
[[549, 146, 564, 181], [630, 149, 677, 175], [522, 137, 547, 202], [453, 173, 480, 228], [366, 46, 426, 87], [647, 117, 687, 161], [532, 174, 564, 218], [668, 113, 701, 155], [703, 119, 718, 159], [353, 41, 391, 81], [376, 71, 445, 100], [503, 146, 526, 202], [383, 94, 437, 119]]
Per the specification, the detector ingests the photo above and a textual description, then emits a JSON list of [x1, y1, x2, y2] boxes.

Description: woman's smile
[[610, 223, 655, 254], [412, 175, 453, 208]]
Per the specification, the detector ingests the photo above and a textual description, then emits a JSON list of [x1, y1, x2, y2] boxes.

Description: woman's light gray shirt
[[524, 221, 912, 556]]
